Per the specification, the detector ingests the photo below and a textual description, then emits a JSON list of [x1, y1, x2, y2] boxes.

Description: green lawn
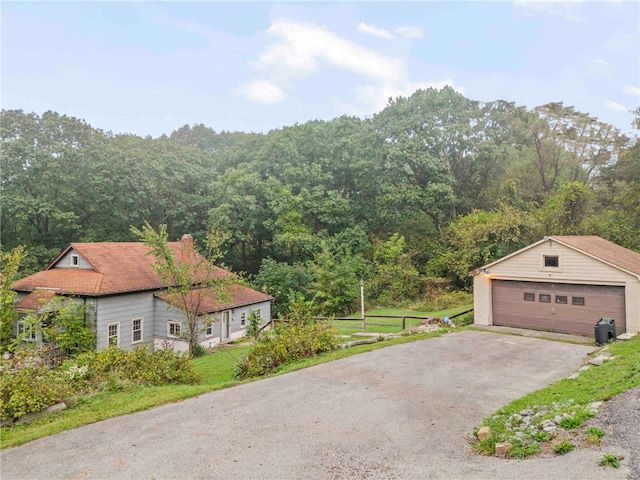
[[333, 304, 473, 335]]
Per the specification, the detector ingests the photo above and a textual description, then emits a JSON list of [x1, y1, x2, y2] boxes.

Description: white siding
[[473, 241, 640, 334]]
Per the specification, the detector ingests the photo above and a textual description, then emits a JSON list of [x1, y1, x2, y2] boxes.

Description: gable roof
[[15, 289, 58, 313], [156, 285, 273, 315], [13, 240, 230, 296], [471, 236, 640, 278]]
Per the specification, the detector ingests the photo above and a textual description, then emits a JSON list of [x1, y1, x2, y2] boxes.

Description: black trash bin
[[594, 322, 608, 346], [598, 318, 617, 341]]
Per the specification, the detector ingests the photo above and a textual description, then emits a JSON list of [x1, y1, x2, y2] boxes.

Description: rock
[[477, 426, 492, 442], [589, 355, 606, 366], [495, 442, 512, 457], [568, 373, 580, 379], [14, 402, 67, 426], [520, 408, 534, 416], [579, 365, 590, 371]]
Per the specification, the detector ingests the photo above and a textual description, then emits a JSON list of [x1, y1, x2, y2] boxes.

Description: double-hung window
[[132, 317, 143, 343], [168, 321, 181, 338], [108, 323, 120, 346]]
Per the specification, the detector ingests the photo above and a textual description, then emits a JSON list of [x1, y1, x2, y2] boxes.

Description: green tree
[[1, 246, 27, 351], [132, 223, 233, 356], [369, 233, 423, 306], [20, 296, 94, 356]]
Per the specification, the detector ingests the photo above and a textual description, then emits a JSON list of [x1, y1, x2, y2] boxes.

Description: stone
[[15, 402, 67, 426], [568, 373, 580, 379], [579, 365, 590, 371], [477, 426, 492, 442], [494, 442, 512, 457], [588, 355, 605, 366]]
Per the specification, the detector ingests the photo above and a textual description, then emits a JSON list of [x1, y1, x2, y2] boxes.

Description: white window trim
[[240, 312, 247, 327], [167, 321, 181, 338], [107, 322, 120, 346], [540, 254, 562, 272], [17, 320, 37, 342], [132, 317, 143, 344], [254, 308, 262, 319], [205, 320, 214, 337], [70, 254, 79, 267]]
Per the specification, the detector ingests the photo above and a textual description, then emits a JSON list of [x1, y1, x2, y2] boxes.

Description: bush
[[0, 364, 70, 422], [235, 320, 339, 379], [76, 345, 201, 388], [190, 343, 207, 358], [553, 441, 575, 455]]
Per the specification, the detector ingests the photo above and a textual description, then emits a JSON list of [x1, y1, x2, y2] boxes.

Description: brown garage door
[[492, 280, 626, 336]]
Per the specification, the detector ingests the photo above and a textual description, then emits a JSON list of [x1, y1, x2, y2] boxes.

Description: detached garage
[[471, 236, 640, 337]]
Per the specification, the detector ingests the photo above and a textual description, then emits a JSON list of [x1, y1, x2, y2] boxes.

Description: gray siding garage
[[492, 280, 626, 336]]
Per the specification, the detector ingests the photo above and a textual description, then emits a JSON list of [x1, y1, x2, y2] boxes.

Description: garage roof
[[470, 236, 640, 278]]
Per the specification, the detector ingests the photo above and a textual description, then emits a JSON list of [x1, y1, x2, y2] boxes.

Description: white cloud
[[394, 26, 424, 40], [604, 100, 628, 113], [234, 80, 286, 105], [253, 19, 406, 84], [235, 18, 452, 115], [356, 22, 395, 40], [239, 17, 451, 113], [513, 0, 587, 22], [622, 85, 640, 98], [592, 58, 609, 65]]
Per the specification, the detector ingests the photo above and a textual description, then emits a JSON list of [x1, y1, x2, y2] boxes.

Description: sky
[[2, 1, 639, 138]]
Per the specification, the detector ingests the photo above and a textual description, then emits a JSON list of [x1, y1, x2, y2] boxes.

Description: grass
[[334, 304, 472, 335], [475, 335, 640, 458], [1, 307, 453, 449]]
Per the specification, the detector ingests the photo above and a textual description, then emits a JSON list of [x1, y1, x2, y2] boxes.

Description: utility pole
[[360, 278, 366, 332]]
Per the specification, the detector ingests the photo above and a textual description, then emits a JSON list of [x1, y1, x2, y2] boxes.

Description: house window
[[539, 294, 551, 303], [206, 321, 213, 337], [108, 323, 120, 346], [544, 255, 559, 267], [572, 296, 585, 306], [523, 293, 535, 302], [71, 254, 79, 267], [17, 320, 36, 342], [240, 312, 247, 327], [254, 308, 262, 320], [167, 321, 181, 338], [132, 317, 143, 343], [555, 295, 567, 304]]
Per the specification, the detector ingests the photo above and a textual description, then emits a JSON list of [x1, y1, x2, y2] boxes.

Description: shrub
[[77, 345, 201, 388], [190, 343, 207, 358], [0, 364, 70, 422], [235, 320, 339, 379]]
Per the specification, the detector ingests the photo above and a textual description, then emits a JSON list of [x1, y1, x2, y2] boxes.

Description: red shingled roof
[[552, 236, 640, 276], [15, 289, 58, 312], [157, 285, 273, 315], [13, 240, 230, 296]]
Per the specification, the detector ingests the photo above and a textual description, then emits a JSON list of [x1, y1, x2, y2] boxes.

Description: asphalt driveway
[[1, 330, 630, 479]]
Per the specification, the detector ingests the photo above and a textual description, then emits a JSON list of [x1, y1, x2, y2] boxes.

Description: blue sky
[[2, 1, 639, 137]]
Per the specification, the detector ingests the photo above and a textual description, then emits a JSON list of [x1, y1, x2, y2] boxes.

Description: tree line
[[2, 87, 639, 316]]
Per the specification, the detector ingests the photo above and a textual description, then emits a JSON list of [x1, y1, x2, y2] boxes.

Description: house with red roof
[[12, 235, 272, 351]]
